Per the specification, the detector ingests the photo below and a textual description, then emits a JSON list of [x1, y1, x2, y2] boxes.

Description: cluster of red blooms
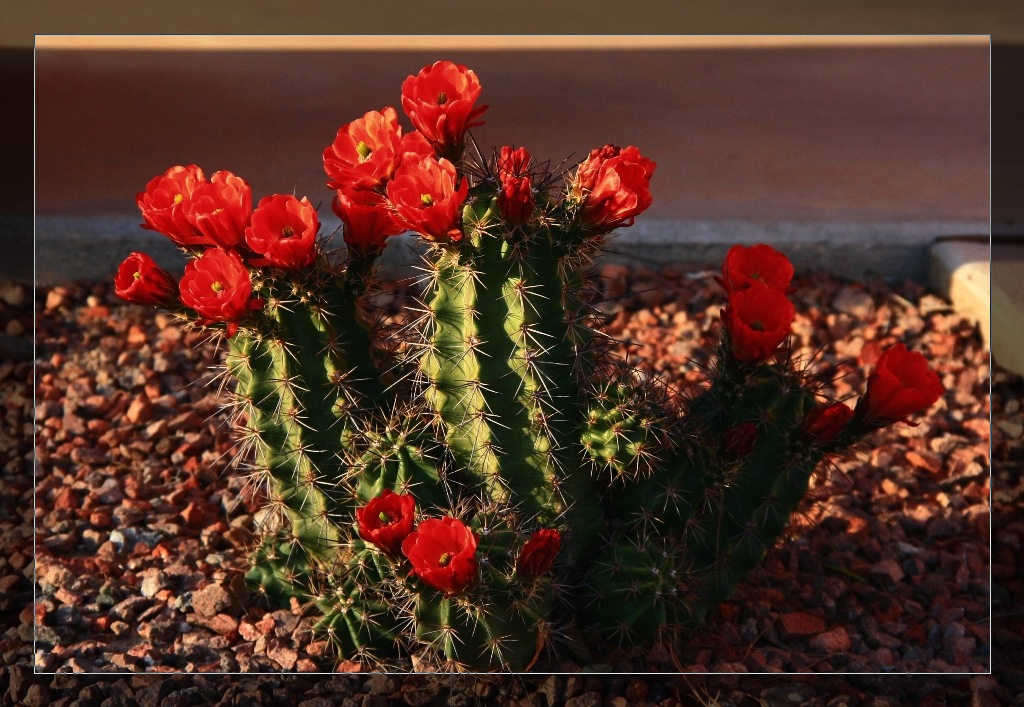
[[115, 163, 321, 337], [117, 60, 657, 338], [324, 60, 656, 249], [716, 244, 944, 446], [718, 243, 798, 364], [356, 490, 561, 596]]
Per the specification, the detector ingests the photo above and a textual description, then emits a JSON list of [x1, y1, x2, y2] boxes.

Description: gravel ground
[[2, 260, 1020, 705]]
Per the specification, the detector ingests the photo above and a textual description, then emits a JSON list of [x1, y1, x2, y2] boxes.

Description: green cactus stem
[[225, 267, 388, 573], [417, 200, 602, 557]]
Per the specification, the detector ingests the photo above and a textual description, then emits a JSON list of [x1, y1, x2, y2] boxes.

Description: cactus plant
[[115, 59, 944, 672]]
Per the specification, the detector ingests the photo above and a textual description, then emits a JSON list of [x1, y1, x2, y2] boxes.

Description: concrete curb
[[18, 216, 1007, 371], [991, 241, 1024, 375], [930, 239, 990, 345], [30, 215, 986, 287]]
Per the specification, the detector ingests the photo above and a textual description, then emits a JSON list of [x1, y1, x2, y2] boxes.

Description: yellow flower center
[[133, 271, 142, 280], [173, 193, 184, 205], [750, 319, 764, 332], [378, 511, 391, 524], [437, 91, 448, 105], [420, 193, 434, 207], [356, 141, 372, 160], [438, 552, 452, 567], [211, 281, 225, 293], [281, 226, 295, 239]]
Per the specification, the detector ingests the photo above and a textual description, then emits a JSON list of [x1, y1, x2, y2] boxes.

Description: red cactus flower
[[333, 188, 406, 257], [114, 251, 180, 308], [245, 194, 320, 271], [400, 60, 487, 158], [496, 146, 535, 225], [386, 157, 468, 243], [721, 281, 795, 363], [401, 516, 478, 596], [573, 144, 656, 234], [323, 107, 409, 192], [516, 528, 562, 580], [855, 343, 944, 424], [717, 243, 795, 294], [179, 248, 261, 337], [802, 402, 854, 443], [185, 171, 253, 250], [136, 164, 208, 247], [722, 422, 758, 459], [356, 489, 416, 556]]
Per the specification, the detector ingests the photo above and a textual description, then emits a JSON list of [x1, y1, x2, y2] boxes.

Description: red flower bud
[[401, 60, 487, 159], [496, 146, 535, 225], [245, 194, 320, 271], [401, 516, 478, 596], [386, 157, 468, 243], [516, 528, 562, 580], [718, 243, 795, 294], [356, 490, 416, 556], [333, 188, 406, 257], [114, 252, 179, 308], [802, 402, 854, 443], [722, 422, 758, 459], [573, 144, 655, 234], [855, 343, 944, 424], [185, 171, 253, 250], [136, 164, 208, 247], [179, 248, 261, 337], [721, 281, 795, 363]]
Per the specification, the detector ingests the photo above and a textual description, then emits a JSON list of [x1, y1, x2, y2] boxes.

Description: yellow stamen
[[378, 511, 391, 524], [420, 193, 434, 207], [281, 226, 295, 239], [173, 193, 184, 205], [438, 552, 452, 567], [356, 141, 372, 160], [211, 281, 224, 293], [751, 319, 764, 331], [437, 91, 448, 105], [133, 271, 142, 280]]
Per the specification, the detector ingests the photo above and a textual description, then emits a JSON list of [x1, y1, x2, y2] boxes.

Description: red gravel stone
[[191, 583, 235, 617], [810, 627, 853, 654], [906, 450, 944, 474], [869, 558, 906, 589], [305, 640, 330, 657], [778, 612, 827, 638], [52, 486, 79, 511], [179, 500, 213, 526], [267, 639, 298, 670], [238, 620, 260, 642], [191, 612, 239, 637]]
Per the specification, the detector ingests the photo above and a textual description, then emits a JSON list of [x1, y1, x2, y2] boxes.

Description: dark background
[[5, 3, 1024, 286]]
